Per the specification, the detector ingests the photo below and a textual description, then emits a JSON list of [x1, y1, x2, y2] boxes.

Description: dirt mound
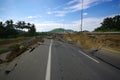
[[64, 32, 120, 51]]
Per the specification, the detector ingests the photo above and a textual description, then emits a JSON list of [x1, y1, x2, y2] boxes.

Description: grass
[[0, 37, 30, 45], [0, 37, 31, 54], [4, 36, 44, 62], [0, 48, 9, 55], [102, 47, 120, 54], [0, 36, 44, 63], [64, 32, 120, 53]]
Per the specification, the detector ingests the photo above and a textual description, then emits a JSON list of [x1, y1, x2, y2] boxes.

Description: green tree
[[94, 15, 120, 32], [28, 24, 36, 36], [113, 15, 120, 30], [27, 23, 31, 28], [4, 20, 18, 38], [0, 20, 37, 38], [22, 21, 26, 29], [5, 20, 14, 29], [0, 22, 4, 29], [16, 21, 22, 30], [0, 21, 5, 38]]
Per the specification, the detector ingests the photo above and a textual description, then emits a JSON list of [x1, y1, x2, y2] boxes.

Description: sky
[[0, 0, 120, 32]]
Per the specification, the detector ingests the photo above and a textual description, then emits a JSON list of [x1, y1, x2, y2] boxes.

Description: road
[[0, 39, 120, 80]]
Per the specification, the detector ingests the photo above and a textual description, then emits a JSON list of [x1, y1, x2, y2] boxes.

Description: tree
[[94, 15, 120, 32], [0, 22, 5, 38], [27, 23, 31, 28], [28, 24, 36, 35], [101, 17, 114, 29], [22, 21, 26, 29], [4, 20, 19, 38], [16, 21, 22, 30], [0, 20, 37, 38], [0, 22, 4, 29], [113, 15, 120, 30], [5, 20, 14, 29]]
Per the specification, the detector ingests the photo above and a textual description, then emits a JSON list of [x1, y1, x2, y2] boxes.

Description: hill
[[50, 28, 74, 33]]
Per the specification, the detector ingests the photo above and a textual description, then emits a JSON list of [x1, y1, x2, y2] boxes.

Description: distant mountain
[[50, 28, 74, 33]]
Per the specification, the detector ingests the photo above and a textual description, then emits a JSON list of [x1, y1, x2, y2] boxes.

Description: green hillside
[[50, 28, 74, 33]]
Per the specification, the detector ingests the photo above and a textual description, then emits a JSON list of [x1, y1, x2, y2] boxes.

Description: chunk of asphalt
[[5, 63, 17, 75], [5, 70, 11, 74], [29, 47, 35, 52], [90, 49, 99, 55]]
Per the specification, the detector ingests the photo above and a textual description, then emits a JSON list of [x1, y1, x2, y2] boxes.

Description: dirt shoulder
[[0, 36, 44, 64], [64, 32, 120, 69], [0, 37, 31, 54], [90, 49, 120, 69]]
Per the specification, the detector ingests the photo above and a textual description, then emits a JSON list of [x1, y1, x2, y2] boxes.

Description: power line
[[80, 0, 83, 32]]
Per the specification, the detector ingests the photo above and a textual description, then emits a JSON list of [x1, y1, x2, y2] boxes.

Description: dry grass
[[0, 36, 44, 63], [0, 37, 31, 54], [5, 36, 44, 62], [64, 32, 120, 51]]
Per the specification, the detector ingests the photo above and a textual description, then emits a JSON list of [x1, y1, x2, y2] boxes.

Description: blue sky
[[0, 0, 120, 32]]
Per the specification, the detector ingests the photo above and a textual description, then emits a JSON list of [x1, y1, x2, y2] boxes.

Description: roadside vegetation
[[5, 36, 44, 62], [94, 15, 120, 32], [64, 33, 120, 50], [0, 20, 36, 38], [0, 20, 45, 63], [64, 15, 120, 53], [0, 20, 37, 54], [0, 37, 31, 54]]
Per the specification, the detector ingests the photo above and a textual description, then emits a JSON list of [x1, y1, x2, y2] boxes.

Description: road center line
[[58, 41, 66, 47], [78, 50, 100, 63], [45, 40, 53, 80]]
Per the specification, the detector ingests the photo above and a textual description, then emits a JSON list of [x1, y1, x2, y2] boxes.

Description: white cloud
[[47, 11, 52, 14], [55, 13, 65, 17], [35, 18, 100, 32], [106, 14, 120, 18], [83, 12, 88, 16], [67, 0, 78, 5], [102, 0, 112, 2], [65, 0, 97, 11], [72, 14, 117, 31], [73, 17, 103, 31], [54, 11, 69, 17], [35, 22, 79, 32], [47, 0, 113, 17], [47, 10, 70, 17], [35, 14, 117, 32], [25, 15, 42, 19]]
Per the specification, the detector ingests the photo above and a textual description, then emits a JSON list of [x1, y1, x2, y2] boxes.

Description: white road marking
[[45, 40, 53, 80], [78, 50, 100, 63], [58, 41, 66, 47]]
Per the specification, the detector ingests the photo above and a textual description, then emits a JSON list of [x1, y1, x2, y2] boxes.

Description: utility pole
[[80, 0, 83, 32]]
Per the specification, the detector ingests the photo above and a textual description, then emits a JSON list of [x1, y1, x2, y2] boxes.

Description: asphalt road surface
[[0, 39, 120, 80]]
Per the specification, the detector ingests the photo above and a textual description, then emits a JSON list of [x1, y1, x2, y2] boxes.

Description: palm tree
[[5, 20, 10, 27], [27, 23, 31, 27], [27, 23, 31, 30], [0, 21, 4, 37], [0, 22, 3, 28], [113, 15, 120, 30], [10, 20, 13, 25], [16, 21, 22, 30], [10, 20, 14, 29], [21, 21, 26, 31], [22, 21, 26, 28], [0, 21, 4, 31], [5, 20, 14, 29], [28, 24, 36, 35]]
